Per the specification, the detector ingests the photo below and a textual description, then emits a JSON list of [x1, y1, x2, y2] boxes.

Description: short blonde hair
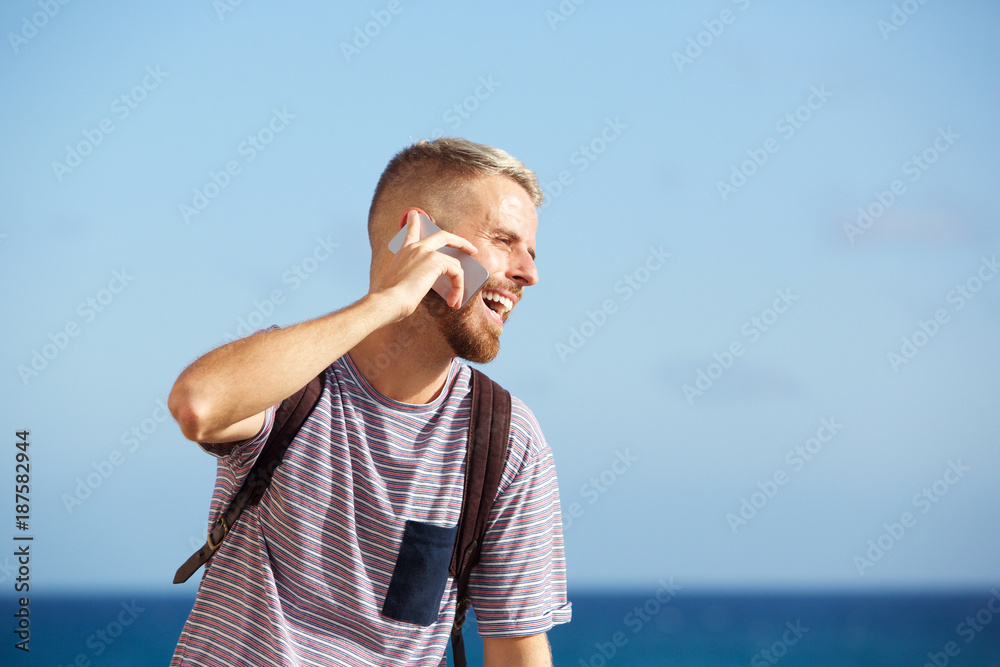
[[367, 137, 543, 240]]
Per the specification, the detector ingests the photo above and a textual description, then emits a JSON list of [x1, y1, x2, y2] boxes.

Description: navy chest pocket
[[381, 520, 459, 627]]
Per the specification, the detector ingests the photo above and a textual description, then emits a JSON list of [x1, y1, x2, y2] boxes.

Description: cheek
[[475, 250, 502, 276]]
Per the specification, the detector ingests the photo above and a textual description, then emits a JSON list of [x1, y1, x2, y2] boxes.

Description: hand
[[373, 209, 480, 321]]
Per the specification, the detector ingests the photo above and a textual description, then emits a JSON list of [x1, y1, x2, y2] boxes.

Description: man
[[169, 138, 571, 666]]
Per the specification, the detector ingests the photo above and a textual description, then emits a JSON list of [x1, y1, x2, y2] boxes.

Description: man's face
[[424, 175, 539, 363]]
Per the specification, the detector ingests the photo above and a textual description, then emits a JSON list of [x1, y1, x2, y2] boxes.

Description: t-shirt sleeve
[[198, 404, 277, 473], [467, 400, 572, 637], [197, 404, 277, 526]]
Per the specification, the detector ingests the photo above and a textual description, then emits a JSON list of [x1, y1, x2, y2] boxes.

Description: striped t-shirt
[[171, 353, 571, 666]]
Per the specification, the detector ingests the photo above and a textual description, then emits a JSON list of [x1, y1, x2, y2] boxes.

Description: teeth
[[483, 291, 513, 313]]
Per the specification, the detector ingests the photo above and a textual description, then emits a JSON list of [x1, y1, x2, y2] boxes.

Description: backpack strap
[[449, 368, 512, 667], [173, 373, 324, 584]]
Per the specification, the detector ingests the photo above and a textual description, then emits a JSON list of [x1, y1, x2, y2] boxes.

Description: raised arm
[[168, 297, 387, 444], [168, 211, 479, 444]]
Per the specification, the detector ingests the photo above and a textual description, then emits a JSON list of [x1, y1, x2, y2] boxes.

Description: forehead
[[462, 175, 538, 238]]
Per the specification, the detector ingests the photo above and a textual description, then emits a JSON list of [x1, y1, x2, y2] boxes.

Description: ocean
[[3, 591, 999, 666]]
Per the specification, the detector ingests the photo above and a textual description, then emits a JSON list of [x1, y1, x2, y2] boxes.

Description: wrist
[[356, 290, 407, 329]]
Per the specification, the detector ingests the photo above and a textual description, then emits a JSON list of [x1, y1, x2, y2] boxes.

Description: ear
[[398, 207, 430, 230]]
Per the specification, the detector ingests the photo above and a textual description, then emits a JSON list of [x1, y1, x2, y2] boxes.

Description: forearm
[[483, 634, 552, 667], [169, 293, 392, 442]]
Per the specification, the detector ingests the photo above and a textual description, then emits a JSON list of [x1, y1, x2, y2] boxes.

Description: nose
[[508, 246, 538, 287]]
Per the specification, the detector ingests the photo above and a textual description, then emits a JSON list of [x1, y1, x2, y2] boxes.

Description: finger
[[401, 209, 422, 247], [421, 229, 479, 257], [438, 253, 466, 308]]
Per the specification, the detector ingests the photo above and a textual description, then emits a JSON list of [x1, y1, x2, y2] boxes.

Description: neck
[[349, 310, 456, 405]]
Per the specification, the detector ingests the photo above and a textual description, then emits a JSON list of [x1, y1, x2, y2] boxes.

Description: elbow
[[168, 380, 211, 443]]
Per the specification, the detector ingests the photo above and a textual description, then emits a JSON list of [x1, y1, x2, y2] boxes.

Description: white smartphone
[[387, 211, 490, 308]]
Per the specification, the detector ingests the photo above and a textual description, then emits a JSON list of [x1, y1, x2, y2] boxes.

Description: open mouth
[[481, 289, 513, 326]]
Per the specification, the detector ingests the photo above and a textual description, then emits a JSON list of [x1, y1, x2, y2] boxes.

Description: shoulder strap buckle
[[206, 516, 229, 552]]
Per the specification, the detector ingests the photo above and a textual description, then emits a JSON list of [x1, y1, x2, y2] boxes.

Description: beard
[[422, 280, 514, 364]]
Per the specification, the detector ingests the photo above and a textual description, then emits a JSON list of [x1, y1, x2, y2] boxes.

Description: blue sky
[[2, 1, 998, 596]]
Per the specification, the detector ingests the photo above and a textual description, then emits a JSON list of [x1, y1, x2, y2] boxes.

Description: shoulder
[[467, 367, 547, 458], [508, 395, 547, 460], [483, 381, 553, 495]]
